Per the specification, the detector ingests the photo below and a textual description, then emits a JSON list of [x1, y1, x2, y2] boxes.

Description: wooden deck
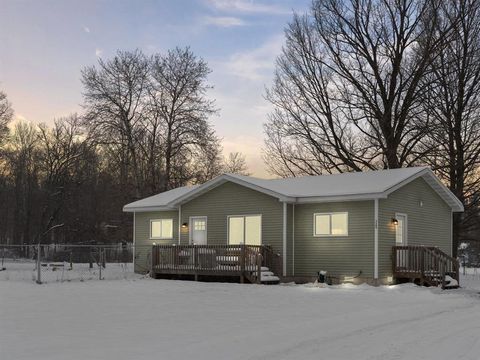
[[151, 244, 282, 284], [393, 245, 460, 289]]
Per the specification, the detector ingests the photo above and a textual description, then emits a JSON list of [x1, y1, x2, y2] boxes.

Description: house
[[123, 167, 463, 286]]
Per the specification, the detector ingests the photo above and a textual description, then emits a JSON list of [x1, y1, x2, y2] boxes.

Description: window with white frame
[[150, 219, 173, 239], [314, 212, 348, 236], [228, 215, 261, 245]]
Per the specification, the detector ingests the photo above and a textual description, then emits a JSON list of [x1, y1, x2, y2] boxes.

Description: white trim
[[313, 212, 349, 237], [292, 204, 295, 277], [296, 194, 386, 204], [395, 213, 408, 245], [374, 199, 378, 280], [451, 210, 454, 255], [226, 214, 263, 245], [149, 218, 174, 240], [123, 206, 177, 212], [283, 202, 287, 277], [189, 216, 208, 245], [178, 205, 182, 245]]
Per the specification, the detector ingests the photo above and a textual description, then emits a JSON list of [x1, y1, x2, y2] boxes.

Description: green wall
[[293, 201, 375, 278], [134, 210, 178, 273], [179, 181, 284, 258]]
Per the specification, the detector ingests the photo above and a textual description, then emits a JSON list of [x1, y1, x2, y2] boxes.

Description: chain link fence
[[0, 243, 149, 283]]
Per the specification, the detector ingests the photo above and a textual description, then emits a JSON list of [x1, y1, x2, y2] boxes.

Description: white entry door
[[395, 214, 408, 269], [190, 217, 207, 245], [395, 214, 407, 245]]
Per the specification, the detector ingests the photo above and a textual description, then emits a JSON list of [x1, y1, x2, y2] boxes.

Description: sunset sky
[[0, 0, 310, 177]]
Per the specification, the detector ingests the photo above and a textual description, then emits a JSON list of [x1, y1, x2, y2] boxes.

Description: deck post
[[240, 245, 245, 282], [257, 253, 262, 284]]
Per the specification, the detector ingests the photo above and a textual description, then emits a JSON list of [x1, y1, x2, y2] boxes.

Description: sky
[[0, 0, 311, 177]]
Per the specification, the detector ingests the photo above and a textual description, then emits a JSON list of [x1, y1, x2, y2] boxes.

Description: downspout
[[133, 212, 136, 271], [374, 199, 379, 281], [178, 205, 182, 245], [283, 202, 287, 277], [292, 204, 295, 277]]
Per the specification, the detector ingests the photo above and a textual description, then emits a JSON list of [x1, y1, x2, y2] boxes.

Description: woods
[[0, 48, 241, 245], [264, 0, 480, 254]]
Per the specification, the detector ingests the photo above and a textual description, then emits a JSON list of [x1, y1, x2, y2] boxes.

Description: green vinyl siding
[[134, 210, 178, 273], [180, 181, 285, 265], [378, 177, 452, 278], [293, 201, 374, 278]]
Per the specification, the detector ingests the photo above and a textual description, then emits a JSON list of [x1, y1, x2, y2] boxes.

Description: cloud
[[222, 35, 284, 80], [83, 26, 90, 33], [202, 16, 247, 27], [206, 0, 290, 14], [95, 48, 102, 57]]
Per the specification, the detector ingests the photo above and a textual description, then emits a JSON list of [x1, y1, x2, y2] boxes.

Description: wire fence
[[0, 243, 151, 283]]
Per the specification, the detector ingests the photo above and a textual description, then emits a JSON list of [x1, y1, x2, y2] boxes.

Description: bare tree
[[0, 90, 14, 143], [81, 50, 149, 199], [223, 152, 250, 175], [36, 115, 91, 243], [264, 0, 451, 176], [148, 47, 218, 191], [6, 122, 40, 244], [420, 0, 480, 254]]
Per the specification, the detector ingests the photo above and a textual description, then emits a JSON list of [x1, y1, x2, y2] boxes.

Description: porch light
[[182, 222, 188, 228], [391, 218, 398, 226], [152, 242, 156, 246]]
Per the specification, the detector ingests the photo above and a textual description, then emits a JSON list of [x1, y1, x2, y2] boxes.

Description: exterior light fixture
[[391, 218, 399, 226], [152, 242, 156, 246], [182, 222, 188, 228]]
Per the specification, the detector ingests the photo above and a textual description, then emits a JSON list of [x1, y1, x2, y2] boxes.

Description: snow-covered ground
[[1, 273, 480, 360]]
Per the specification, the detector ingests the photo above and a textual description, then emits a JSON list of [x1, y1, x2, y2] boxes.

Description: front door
[[395, 214, 407, 245], [395, 214, 408, 268], [190, 217, 207, 245]]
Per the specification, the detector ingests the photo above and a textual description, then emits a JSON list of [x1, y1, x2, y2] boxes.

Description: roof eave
[[123, 205, 177, 213], [295, 193, 387, 204]]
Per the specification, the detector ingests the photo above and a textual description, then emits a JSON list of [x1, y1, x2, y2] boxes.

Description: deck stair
[[393, 245, 460, 289]]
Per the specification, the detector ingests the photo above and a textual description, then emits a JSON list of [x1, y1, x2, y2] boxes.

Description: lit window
[[314, 213, 348, 236], [150, 219, 173, 239], [228, 215, 261, 245]]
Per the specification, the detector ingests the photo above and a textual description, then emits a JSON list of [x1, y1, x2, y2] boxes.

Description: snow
[[227, 167, 428, 197], [123, 184, 199, 212], [0, 262, 136, 282], [2, 274, 480, 360]]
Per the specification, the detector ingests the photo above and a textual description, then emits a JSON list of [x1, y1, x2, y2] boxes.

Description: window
[[314, 213, 348, 236], [228, 215, 261, 245], [194, 219, 206, 231], [150, 219, 173, 239]]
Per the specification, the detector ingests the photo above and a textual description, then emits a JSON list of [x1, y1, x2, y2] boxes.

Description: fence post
[[99, 248, 103, 280], [36, 243, 42, 284]]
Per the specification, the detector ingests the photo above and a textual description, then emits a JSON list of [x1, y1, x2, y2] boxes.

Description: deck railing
[[151, 244, 281, 283], [392, 245, 459, 288]]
